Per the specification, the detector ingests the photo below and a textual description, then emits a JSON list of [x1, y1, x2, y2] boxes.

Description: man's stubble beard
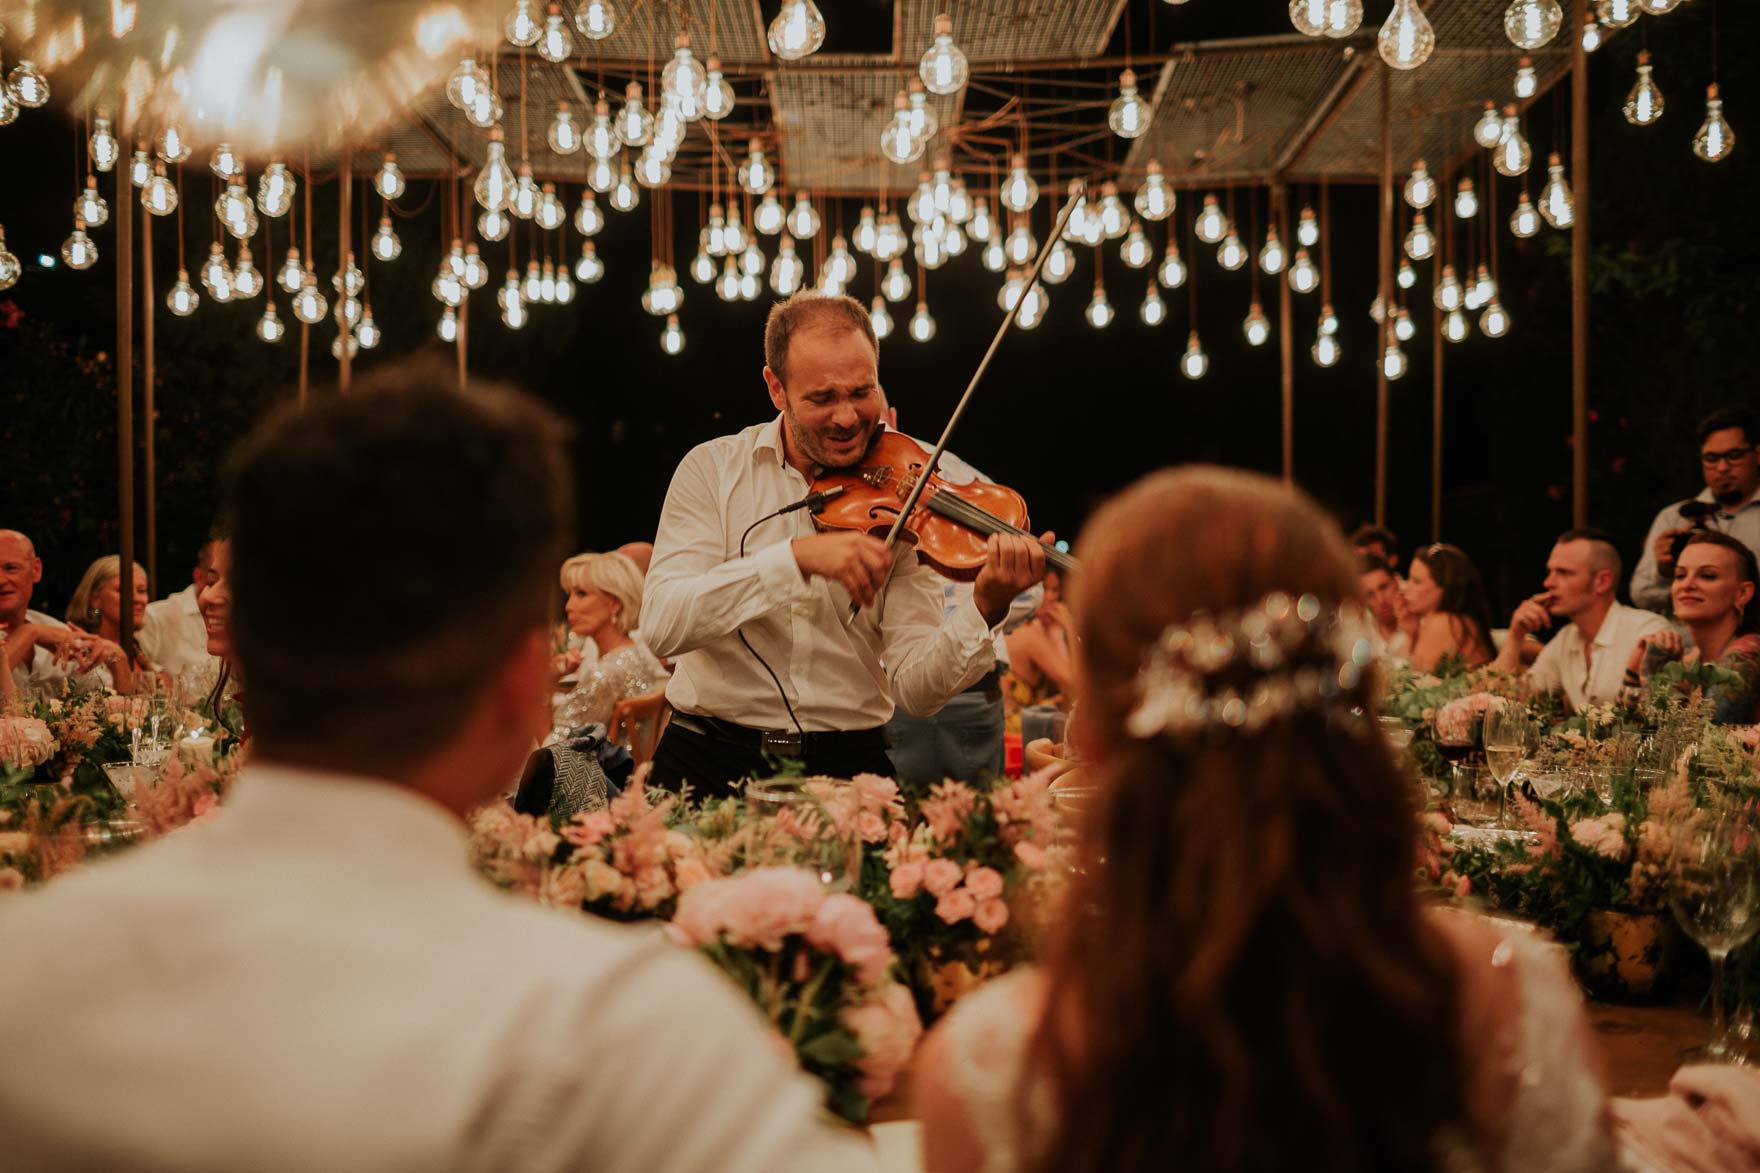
[[785, 407, 872, 471]]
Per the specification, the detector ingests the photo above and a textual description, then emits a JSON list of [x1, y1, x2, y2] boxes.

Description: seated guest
[[1, 530, 128, 694], [1630, 406, 1760, 613], [615, 540, 655, 575], [1493, 528, 1671, 712], [1350, 522, 1401, 574], [65, 555, 156, 691], [1357, 552, 1411, 662], [1003, 568, 1075, 712], [553, 552, 665, 737], [915, 466, 1613, 1173], [140, 540, 219, 678], [179, 537, 243, 736], [1627, 531, 1760, 724], [1401, 543, 1496, 672], [0, 361, 876, 1173]]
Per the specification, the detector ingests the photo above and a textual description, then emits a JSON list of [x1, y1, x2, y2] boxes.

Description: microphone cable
[[735, 486, 846, 738]]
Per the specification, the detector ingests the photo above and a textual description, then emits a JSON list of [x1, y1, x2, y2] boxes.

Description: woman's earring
[[88, 605, 102, 625]]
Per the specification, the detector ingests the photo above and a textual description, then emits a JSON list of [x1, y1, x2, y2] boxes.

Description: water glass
[[1669, 812, 1760, 1063], [1450, 763, 1503, 828]]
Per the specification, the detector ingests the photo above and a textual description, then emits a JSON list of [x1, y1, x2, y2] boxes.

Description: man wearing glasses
[[1629, 406, 1760, 613]]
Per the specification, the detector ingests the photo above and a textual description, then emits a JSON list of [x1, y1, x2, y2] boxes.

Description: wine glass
[[1480, 705, 1533, 828], [1668, 810, 1760, 1063]]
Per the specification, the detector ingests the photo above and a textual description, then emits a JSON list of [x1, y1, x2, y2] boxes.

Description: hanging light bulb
[[982, 235, 1006, 272], [880, 258, 912, 303], [1480, 299, 1511, 337], [1120, 221, 1153, 269], [1139, 283, 1167, 326], [739, 242, 765, 278], [537, 184, 567, 230], [968, 198, 994, 242], [143, 164, 177, 217], [434, 306, 458, 343], [474, 129, 516, 212], [1323, 0, 1365, 37], [256, 303, 285, 342], [1005, 222, 1037, 266], [1397, 258, 1416, 289], [1288, 247, 1318, 293], [374, 152, 406, 201], [574, 0, 615, 38], [293, 272, 329, 324], [537, 3, 574, 61], [217, 177, 256, 239], [166, 270, 198, 315], [576, 241, 605, 283], [824, 234, 855, 285], [60, 220, 98, 270], [1291, 0, 1328, 36], [609, 163, 640, 212], [1509, 189, 1541, 237], [787, 193, 821, 239], [570, 192, 600, 237], [1081, 280, 1113, 328], [906, 81, 939, 143], [1382, 340, 1409, 379], [201, 242, 235, 299], [1378, 0, 1436, 69], [1694, 85, 1735, 163], [704, 57, 735, 120], [75, 176, 109, 228], [1134, 160, 1174, 221], [90, 117, 120, 172], [539, 260, 558, 304], [1040, 239, 1075, 285], [768, 0, 826, 61], [332, 253, 366, 299], [1312, 329, 1342, 367], [615, 82, 653, 147], [1001, 154, 1039, 214], [461, 244, 488, 290], [548, 102, 582, 154], [770, 238, 805, 295], [1391, 305, 1415, 341], [1016, 283, 1048, 329], [739, 139, 775, 194], [647, 312, 681, 355], [910, 172, 939, 225], [1194, 195, 1227, 244], [1539, 152, 1574, 228], [446, 58, 483, 110], [505, 0, 541, 46], [918, 12, 970, 95], [997, 269, 1026, 312], [1598, 0, 1638, 25], [233, 247, 263, 299], [524, 260, 545, 304], [258, 160, 295, 217], [880, 92, 925, 165], [1159, 242, 1188, 289], [208, 142, 241, 180], [502, 298, 529, 332], [1319, 303, 1340, 334], [1433, 264, 1463, 310], [754, 193, 785, 236], [1404, 159, 1436, 209], [1471, 263, 1497, 308], [690, 248, 716, 284], [1514, 57, 1538, 100], [156, 125, 192, 164], [1623, 52, 1664, 125], [1454, 177, 1479, 219], [1505, 0, 1563, 49], [1181, 331, 1209, 380], [1216, 223, 1248, 271], [1580, 17, 1604, 52], [1404, 211, 1435, 260], [1296, 206, 1320, 247], [867, 295, 895, 341], [465, 80, 504, 129], [278, 248, 304, 293], [555, 265, 576, 304], [479, 207, 511, 242], [1258, 227, 1287, 275], [1108, 69, 1152, 139], [1494, 106, 1532, 176], [355, 308, 381, 350], [1240, 301, 1270, 347], [584, 97, 618, 160], [1095, 183, 1129, 239], [910, 301, 937, 342], [875, 212, 908, 261], [662, 33, 708, 120], [1472, 102, 1504, 150], [510, 164, 540, 218]]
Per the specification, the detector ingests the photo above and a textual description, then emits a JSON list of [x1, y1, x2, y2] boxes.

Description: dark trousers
[[647, 721, 897, 802]]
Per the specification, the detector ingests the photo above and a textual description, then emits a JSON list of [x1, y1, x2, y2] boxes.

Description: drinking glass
[[1450, 763, 1504, 828], [1668, 811, 1760, 1063], [1481, 705, 1534, 827]]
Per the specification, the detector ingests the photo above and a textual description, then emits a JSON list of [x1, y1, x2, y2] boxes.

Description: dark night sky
[[3, 0, 1757, 616]]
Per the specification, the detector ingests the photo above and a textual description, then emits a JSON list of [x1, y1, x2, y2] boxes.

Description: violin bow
[[850, 179, 1089, 619]]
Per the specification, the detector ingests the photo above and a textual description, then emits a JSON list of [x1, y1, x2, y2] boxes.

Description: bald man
[[0, 530, 118, 692], [614, 542, 654, 576]]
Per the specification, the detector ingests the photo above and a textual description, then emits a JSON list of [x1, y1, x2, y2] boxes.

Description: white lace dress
[[937, 924, 1615, 1173]]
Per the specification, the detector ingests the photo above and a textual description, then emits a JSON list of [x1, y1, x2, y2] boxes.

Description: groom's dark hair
[[221, 356, 573, 771]]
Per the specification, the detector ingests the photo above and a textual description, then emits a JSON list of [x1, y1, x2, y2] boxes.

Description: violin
[[809, 429, 1077, 581]]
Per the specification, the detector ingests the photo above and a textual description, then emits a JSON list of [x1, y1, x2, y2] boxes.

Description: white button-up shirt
[[1526, 600, 1673, 711], [644, 418, 997, 732], [140, 582, 209, 677], [1630, 488, 1760, 612], [0, 764, 878, 1173]]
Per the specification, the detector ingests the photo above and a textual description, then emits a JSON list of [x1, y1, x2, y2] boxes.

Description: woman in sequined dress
[[552, 552, 664, 738]]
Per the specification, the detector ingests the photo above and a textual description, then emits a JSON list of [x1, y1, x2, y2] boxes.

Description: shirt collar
[[753, 415, 788, 467], [1694, 487, 1760, 513], [222, 761, 472, 870], [1588, 600, 1629, 650]]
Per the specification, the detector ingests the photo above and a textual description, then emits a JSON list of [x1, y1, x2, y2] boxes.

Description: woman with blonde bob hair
[[553, 552, 664, 736], [64, 555, 155, 691], [916, 467, 1611, 1173]]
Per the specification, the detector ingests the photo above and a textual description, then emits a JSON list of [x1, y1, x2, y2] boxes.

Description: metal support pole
[[114, 160, 135, 662], [457, 293, 469, 389], [1376, 66, 1392, 528], [1274, 180, 1294, 483], [140, 200, 157, 598], [338, 147, 352, 392], [1571, 0, 1590, 527], [1432, 282, 1445, 543]]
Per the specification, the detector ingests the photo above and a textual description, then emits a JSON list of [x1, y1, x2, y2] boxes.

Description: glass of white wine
[[1669, 810, 1760, 1063], [1480, 704, 1533, 829]]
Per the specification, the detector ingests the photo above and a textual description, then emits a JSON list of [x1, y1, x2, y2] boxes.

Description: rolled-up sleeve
[[642, 449, 813, 659], [878, 549, 999, 718]]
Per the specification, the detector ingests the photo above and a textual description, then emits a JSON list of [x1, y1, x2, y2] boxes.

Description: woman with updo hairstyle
[[915, 466, 1612, 1173], [552, 552, 665, 737], [1401, 542, 1497, 673]]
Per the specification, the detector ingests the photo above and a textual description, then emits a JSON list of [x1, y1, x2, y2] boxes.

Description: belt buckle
[[760, 730, 803, 757]]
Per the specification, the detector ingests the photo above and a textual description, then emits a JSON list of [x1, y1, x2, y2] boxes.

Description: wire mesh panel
[[569, 0, 770, 66], [771, 61, 964, 193], [891, 0, 1126, 63]]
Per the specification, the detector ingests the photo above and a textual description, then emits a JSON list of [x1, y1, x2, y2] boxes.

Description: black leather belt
[[962, 667, 1003, 701], [669, 713, 888, 758]]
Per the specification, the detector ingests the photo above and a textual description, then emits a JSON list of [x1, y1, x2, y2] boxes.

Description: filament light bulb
[[1597, 0, 1637, 25], [1474, 102, 1504, 149], [167, 270, 198, 316], [1510, 190, 1541, 237], [1378, 0, 1436, 70], [1393, 307, 1415, 342], [479, 208, 510, 242], [549, 103, 581, 154], [1085, 282, 1115, 328], [1296, 206, 1320, 247], [1135, 161, 1174, 221], [1243, 302, 1271, 347], [1288, 248, 1318, 294], [293, 273, 328, 324], [1444, 307, 1470, 342], [576, 0, 616, 38], [1434, 264, 1463, 311], [879, 92, 924, 165], [504, 0, 541, 46], [609, 164, 640, 212], [755, 194, 784, 236], [1504, 0, 1563, 50], [616, 83, 653, 147], [538, 5, 574, 62], [1259, 227, 1287, 275], [1181, 331, 1209, 380], [1398, 258, 1416, 290], [1514, 58, 1538, 100], [739, 139, 775, 194], [1312, 330, 1341, 367], [1159, 243, 1187, 289], [1140, 284, 1167, 325], [1121, 221, 1152, 269], [768, 0, 826, 61], [1291, 0, 1327, 36], [869, 295, 894, 340], [1323, 0, 1365, 37], [909, 302, 936, 342], [1480, 299, 1511, 337], [143, 165, 177, 217], [1217, 224, 1247, 271], [156, 125, 191, 164], [1693, 85, 1735, 163], [1001, 154, 1038, 214], [662, 34, 707, 119], [233, 248, 262, 299], [1108, 69, 1152, 139], [576, 192, 604, 236], [1404, 159, 1436, 209], [90, 117, 120, 172], [375, 153, 405, 200], [258, 161, 295, 217], [258, 304, 285, 342], [1539, 153, 1574, 228], [576, 241, 605, 283], [278, 249, 303, 293], [1454, 178, 1479, 219], [1195, 194, 1227, 244], [201, 243, 234, 299], [919, 13, 969, 95], [770, 239, 804, 295], [1494, 107, 1532, 176], [1042, 240, 1075, 284], [787, 193, 821, 239], [704, 58, 735, 120], [882, 258, 912, 302], [1404, 212, 1435, 260], [1383, 341, 1408, 380], [209, 143, 241, 180], [61, 221, 98, 270], [1624, 52, 1664, 126], [0, 228, 22, 291], [660, 314, 685, 354], [475, 130, 515, 211], [75, 176, 109, 228]]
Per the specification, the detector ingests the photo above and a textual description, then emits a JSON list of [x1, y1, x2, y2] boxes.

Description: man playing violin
[[642, 292, 1048, 797]]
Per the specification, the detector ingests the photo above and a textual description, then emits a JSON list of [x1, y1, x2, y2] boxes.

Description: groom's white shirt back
[[0, 764, 878, 1173]]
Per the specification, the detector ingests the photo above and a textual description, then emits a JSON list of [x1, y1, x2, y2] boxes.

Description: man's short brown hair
[[763, 293, 878, 386], [222, 357, 574, 773]]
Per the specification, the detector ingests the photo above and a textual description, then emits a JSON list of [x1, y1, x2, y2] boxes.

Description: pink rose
[[671, 867, 825, 951], [934, 888, 977, 924], [806, 893, 894, 985], [923, 858, 962, 897], [842, 983, 924, 1100], [963, 866, 1004, 901], [889, 860, 925, 900], [1013, 841, 1049, 869], [972, 898, 1010, 935]]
